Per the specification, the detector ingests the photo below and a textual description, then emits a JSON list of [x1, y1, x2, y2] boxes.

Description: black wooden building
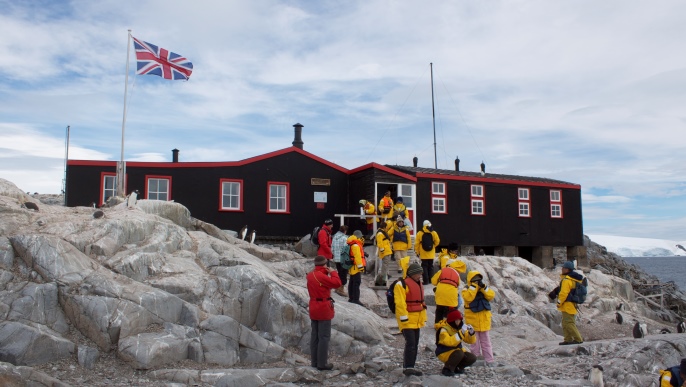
[[66, 123, 585, 267]]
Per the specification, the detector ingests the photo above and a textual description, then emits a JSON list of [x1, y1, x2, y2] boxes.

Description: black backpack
[[386, 278, 406, 313], [420, 231, 434, 251], [310, 226, 327, 247], [566, 277, 588, 304]]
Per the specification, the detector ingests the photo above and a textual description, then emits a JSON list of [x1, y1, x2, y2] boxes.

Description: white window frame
[[432, 197, 446, 214], [432, 182, 445, 195], [146, 176, 170, 201], [551, 204, 562, 218], [102, 174, 116, 205], [471, 184, 484, 197], [471, 199, 484, 215], [220, 179, 242, 211], [267, 182, 289, 213], [518, 188, 529, 200], [550, 190, 561, 202], [519, 202, 530, 217]]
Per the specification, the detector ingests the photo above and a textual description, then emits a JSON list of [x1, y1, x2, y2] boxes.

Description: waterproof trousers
[[561, 312, 583, 343], [445, 350, 477, 372], [335, 262, 348, 286], [310, 320, 331, 368], [348, 273, 361, 303], [402, 328, 420, 369], [421, 259, 434, 284], [470, 330, 494, 363], [376, 255, 391, 285]]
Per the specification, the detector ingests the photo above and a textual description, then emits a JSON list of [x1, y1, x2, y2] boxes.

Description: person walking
[[378, 191, 394, 222], [391, 216, 412, 261], [347, 230, 367, 307], [317, 219, 334, 266], [431, 259, 465, 324], [392, 197, 409, 220], [557, 261, 584, 345], [462, 270, 496, 366], [374, 221, 393, 287], [394, 263, 427, 376], [659, 358, 685, 387], [359, 199, 377, 239], [415, 220, 440, 284], [306, 255, 342, 371], [435, 310, 477, 377], [331, 225, 349, 297]]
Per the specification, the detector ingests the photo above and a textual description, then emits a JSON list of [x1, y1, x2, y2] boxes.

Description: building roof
[[385, 165, 580, 189]]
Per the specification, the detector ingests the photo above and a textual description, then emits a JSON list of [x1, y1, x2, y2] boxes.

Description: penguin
[[639, 322, 648, 337], [239, 225, 248, 241], [22, 202, 40, 211], [127, 190, 138, 208], [249, 230, 256, 244], [93, 210, 104, 219], [589, 365, 604, 387], [660, 328, 671, 334], [633, 321, 644, 338], [616, 303, 624, 311], [677, 321, 685, 333], [614, 312, 623, 325]]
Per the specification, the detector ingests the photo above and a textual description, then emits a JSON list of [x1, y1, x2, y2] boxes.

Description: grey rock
[[422, 374, 463, 387], [148, 369, 200, 384], [118, 330, 192, 369], [4, 282, 69, 334], [0, 237, 14, 270], [496, 364, 525, 377], [0, 361, 70, 387], [77, 345, 99, 369], [0, 321, 74, 366]]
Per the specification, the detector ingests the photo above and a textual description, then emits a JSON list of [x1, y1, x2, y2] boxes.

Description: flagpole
[[117, 29, 132, 197], [63, 125, 70, 205]]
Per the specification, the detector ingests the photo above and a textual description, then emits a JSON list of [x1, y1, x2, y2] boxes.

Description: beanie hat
[[448, 242, 459, 252], [446, 310, 463, 323], [359, 199, 367, 205], [562, 261, 575, 270], [396, 197, 403, 202], [324, 219, 333, 225], [680, 358, 686, 375], [423, 220, 431, 227], [396, 215, 404, 222], [314, 255, 327, 266], [353, 230, 363, 238], [407, 263, 422, 277]]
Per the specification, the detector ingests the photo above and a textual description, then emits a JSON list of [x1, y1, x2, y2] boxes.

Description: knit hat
[[396, 215, 404, 222], [446, 310, 463, 323], [359, 199, 367, 205], [562, 261, 575, 270], [396, 197, 403, 203], [680, 358, 686, 375], [324, 219, 333, 225], [448, 242, 459, 252], [407, 263, 422, 277], [423, 220, 431, 227], [314, 255, 327, 266], [353, 230, 363, 238]]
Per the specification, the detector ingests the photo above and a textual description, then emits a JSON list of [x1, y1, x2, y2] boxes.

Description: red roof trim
[[67, 147, 349, 173], [349, 163, 417, 182], [415, 172, 580, 189]]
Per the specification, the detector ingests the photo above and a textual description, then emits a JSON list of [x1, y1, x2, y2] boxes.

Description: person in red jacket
[[307, 255, 342, 371], [317, 219, 334, 266]]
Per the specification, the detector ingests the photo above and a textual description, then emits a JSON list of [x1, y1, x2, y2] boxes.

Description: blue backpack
[[339, 244, 352, 269], [566, 277, 588, 304]]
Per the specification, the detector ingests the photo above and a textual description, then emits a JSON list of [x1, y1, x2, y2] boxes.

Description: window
[[146, 176, 171, 201], [518, 188, 530, 217], [220, 179, 243, 211], [550, 190, 562, 218], [399, 184, 414, 207], [470, 185, 485, 215], [432, 197, 446, 213], [101, 173, 117, 206], [267, 182, 289, 213], [432, 182, 445, 195], [431, 181, 447, 214]]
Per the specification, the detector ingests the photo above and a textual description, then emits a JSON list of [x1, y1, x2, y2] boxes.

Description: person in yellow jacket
[[557, 261, 584, 345], [659, 358, 685, 387], [358, 199, 377, 238], [435, 310, 477, 377], [392, 197, 409, 220], [431, 258, 465, 324], [462, 270, 496, 365], [346, 231, 367, 307], [378, 191, 394, 222], [374, 222, 393, 286], [415, 220, 440, 283], [394, 263, 426, 377], [438, 243, 466, 271], [391, 216, 411, 273]]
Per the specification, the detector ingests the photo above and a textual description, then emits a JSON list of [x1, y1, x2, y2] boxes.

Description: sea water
[[622, 256, 686, 291]]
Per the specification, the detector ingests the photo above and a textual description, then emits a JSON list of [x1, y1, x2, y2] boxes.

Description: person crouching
[[395, 263, 427, 376], [306, 255, 342, 370], [435, 310, 477, 377]]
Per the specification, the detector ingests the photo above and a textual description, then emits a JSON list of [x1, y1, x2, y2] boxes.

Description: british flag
[[132, 37, 193, 80]]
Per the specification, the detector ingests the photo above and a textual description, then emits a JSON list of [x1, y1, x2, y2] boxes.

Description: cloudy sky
[[1, 0, 685, 240]]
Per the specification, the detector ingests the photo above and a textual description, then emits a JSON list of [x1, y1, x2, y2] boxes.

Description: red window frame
[[145, 175, 172, 201], [431, 181, 447, 214], [267, 181, 290, 214], [518, 187, 531, 218], [219, 178, 243, 212], [550, 190, 563, 218], [470, 184, 485, 216]]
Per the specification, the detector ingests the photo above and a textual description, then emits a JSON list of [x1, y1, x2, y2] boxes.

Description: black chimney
[[455, 156, 460, 172], [480, 161, 486, 174], [413, 156, 418, 167], [292, 123, 304, 149], [172, 148, 179, 163]]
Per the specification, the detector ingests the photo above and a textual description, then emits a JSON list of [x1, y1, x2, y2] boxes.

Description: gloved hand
[[477, 280, 486, 289], [465, 324, 475, 335], [364, 252, 369, 258]]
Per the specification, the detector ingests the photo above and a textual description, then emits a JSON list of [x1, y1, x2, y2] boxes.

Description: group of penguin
[[614, 303, 686, 338], [239, 225, 257, 244]]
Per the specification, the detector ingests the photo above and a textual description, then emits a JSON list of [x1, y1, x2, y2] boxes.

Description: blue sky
[[1, 0, 685, 240]]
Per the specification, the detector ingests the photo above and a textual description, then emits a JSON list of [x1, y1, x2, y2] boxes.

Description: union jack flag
[[132, 37, 193, 81]]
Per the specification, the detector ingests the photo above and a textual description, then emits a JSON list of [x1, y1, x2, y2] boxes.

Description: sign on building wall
[[314, 192, 328, 203], [311, 178, 331, 186]]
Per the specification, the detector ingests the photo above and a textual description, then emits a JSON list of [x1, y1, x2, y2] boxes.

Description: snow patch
[[588, 234, 686, 257]]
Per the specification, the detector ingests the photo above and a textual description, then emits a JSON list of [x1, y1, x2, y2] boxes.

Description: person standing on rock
[[435, 310, 477, 377], [415, 220, 440, 284], [317, 219, 334, 266], [659, 358, 686, 387], [462, 270, 496, 366], [394, 263, 427, 376], [347, 230, 367, 307], [306, 255, 342, 371], [374, 220, 393, 287], [431, 258, 465, 324], [557, 261, 584, 345], [331, 225, 349, 297]]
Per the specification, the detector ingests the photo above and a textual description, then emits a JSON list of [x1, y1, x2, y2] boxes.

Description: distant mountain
[[588, 234, 686, 257]]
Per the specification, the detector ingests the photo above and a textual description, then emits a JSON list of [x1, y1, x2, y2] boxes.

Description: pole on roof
[[430, 63, 437, 169], [63, 125, 70, 205], [117, 29, 132, 198]]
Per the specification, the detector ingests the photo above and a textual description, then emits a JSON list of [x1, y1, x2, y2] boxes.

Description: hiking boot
[[335, 286, 348, 297], [559, 341, 573, 345], [403, 368, 422, 376], [441, 368, 455, 377], [411, 369, 423, 376], [317, 363, 334, 371], [455, 367, 465, 374]]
